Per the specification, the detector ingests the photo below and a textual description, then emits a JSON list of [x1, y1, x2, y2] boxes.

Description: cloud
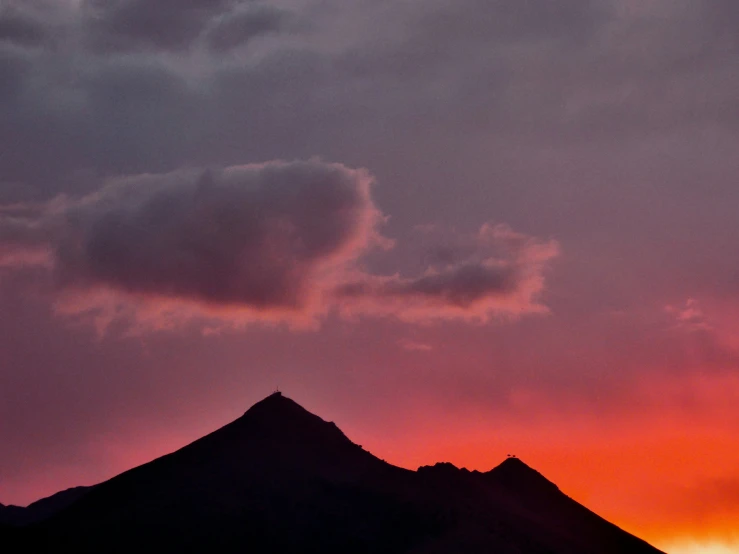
[[335, 224, 560, 323], [82, 0, 232, 53], [0, 205, 52, 268], [666, 299, 712, 332], [397, 339, 433, 352], [0, 42, 31, 101], [47, 160, 385, 329], [204, 5, 291, 53], [2, 0, 739, 204], [80, 0, 292, 54], [0, 5, 48, 48], [0, 162, 558, 332]]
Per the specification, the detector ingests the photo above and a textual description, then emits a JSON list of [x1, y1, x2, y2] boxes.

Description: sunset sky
[[1, 1, 739, 552]]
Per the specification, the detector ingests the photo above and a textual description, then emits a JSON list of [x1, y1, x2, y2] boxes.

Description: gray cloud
[[51, 160, 381, 315], [82, 0, 232, 53], [205, 4, 290, 53], [335, 263, 516, 316], [0, 50, 203, 199], [0, 6, 48, 47], [0, 210, 51, 267], [0, 163, 558, 330], [376, 263, 514, 306], [0, 45, 30, 102], [334, 224, 559, 323], [1, 0, 738, 203], [412, 0, 608, 47]]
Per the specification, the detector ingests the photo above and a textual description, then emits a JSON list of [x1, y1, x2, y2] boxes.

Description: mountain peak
[[243, 390, 290, 414], [239, 392, 340, 433], [194, 392, 386, 479], [487, 457, 560, 495], [498, 456, 531, 470]]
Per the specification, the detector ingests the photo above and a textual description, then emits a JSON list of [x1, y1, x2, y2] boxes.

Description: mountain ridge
[[0, 487, 90, 526], [1, 392, 665, 554]]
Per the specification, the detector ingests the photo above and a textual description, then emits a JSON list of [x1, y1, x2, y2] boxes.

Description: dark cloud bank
[[2, 0, 738, 199]]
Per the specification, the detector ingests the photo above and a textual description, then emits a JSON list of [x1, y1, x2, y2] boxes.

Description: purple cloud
[[82, 0, 232, 52], [204, 5, 290, 53], [335, 224, 559, 323], [0, 163, 559, 331]]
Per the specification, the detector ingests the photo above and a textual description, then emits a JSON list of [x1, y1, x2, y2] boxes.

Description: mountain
[[0, 487, 91, 526], [2, 392, 665, 553]]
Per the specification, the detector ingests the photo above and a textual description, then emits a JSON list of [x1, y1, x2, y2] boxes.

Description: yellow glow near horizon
[[665, 540, 739, 554]]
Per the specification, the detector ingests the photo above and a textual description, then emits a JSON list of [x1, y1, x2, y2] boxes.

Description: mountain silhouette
[[2, 392, 665, 553], [0, 487, 90, 527]]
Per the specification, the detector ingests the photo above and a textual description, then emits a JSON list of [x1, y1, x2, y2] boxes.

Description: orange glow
[[6, 369, 738, 551], [665, 540, 739, 554], [350, 370, 739, 550]]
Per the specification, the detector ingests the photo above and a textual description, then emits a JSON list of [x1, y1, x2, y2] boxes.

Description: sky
[[0, 0, 738, 551]]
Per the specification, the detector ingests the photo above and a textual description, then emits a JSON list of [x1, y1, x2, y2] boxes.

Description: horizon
[[1, 388, 732, 552], [1, 1, 738, 553], [1, 391, 549, 507]]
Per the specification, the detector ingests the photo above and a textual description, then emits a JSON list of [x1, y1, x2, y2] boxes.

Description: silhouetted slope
[[34, 393, 436, 553], [412, 458, 661, 554], [484, 458, 659, 553], [7, 393, 665, 554], [0, 503, 21, 526], [0, 487, 90, 526]]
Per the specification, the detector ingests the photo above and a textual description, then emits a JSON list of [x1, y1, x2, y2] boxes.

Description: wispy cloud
[[397, 338, 433, 352]]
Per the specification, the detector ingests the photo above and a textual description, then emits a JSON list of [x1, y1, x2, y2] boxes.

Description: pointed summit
[[241, 390, 316, 421], [159, 392, 386, 482], [232, 392, 357, 451], [487, 457, 560, 496], [245, 390, 284, 411]]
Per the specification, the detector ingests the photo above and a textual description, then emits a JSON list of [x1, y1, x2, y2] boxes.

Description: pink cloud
[[666, 299, 713, 332], [335, 224, 560, 324], [0, 207, 53, 268], [397, 338, 434, 352], [0, 161, 559, 332]]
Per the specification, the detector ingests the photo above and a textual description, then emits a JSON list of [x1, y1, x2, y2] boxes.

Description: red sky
[[1, 1, 739, 552]]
